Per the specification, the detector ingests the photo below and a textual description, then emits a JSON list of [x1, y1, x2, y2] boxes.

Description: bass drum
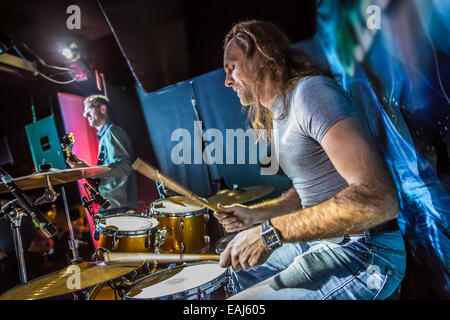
[[123, 261, 232, 300], [88, 267, 165, 300]]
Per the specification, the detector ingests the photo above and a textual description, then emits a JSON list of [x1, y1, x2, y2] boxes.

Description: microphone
[[0, 167, 57, 238], [83, 182, 111, 210]]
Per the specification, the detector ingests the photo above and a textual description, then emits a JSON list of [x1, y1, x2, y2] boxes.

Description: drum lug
[[180, 219, 184, 229], [197, 287, 205, 299], [91, 247, 110, 261], [204, 235, 210, 245], [156, 227, 168, 247], [112, 234, 118, 250], [225, 275, 234, 296], [180, 242, 185, 252], [145, 233, 152, 249], [204, 212, 210, 223]]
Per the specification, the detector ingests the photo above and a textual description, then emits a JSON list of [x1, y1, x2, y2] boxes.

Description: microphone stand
[[0, 164, 59, 286]]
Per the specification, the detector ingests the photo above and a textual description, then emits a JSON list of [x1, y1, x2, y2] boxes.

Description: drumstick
[[132, 158, 231, 217], [103, 252, 221, 264]]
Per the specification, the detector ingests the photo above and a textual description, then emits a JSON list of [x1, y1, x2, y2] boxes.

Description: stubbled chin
[[239, 98, 251, 106]]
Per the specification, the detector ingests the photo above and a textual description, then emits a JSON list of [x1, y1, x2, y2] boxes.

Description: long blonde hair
[[224, 20, 332, 142]]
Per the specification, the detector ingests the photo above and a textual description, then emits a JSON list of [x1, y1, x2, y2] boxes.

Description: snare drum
[[150, 197, 210, 253], [95, 214, 160, 252], [124, 262, 231, 300]]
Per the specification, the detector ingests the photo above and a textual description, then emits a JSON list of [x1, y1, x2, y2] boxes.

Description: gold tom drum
[[150, 196, 210, 253], [95, 214, 160, 252]]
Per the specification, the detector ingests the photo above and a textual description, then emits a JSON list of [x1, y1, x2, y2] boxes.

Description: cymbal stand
[[33, 175, 59, 206], [1, 199, 28, 284], [61, 186, 90, 300], [61, 186, 82, 264]]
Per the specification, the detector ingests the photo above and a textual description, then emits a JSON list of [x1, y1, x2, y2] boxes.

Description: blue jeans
[[228, 230, 406, 300]]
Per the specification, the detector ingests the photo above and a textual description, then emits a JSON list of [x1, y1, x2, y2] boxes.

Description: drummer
[[214, 20, 405, 300], [66, 94, 138, 215]]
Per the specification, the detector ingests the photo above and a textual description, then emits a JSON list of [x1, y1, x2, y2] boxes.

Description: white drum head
[[127, 263, 227, 299], [101, 215, 158, 231], [153, 197, 204, 214]]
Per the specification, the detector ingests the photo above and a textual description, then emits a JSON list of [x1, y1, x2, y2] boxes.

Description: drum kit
[[0, 159, 274, 301]]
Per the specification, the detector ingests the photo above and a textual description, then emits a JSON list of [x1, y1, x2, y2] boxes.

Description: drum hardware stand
[[156, 181, 171, 199], [33, 175, 59, 206], [0, 165, 61, 285], [91, 247, 109, 261], [61, 186, 82, 264], [149, 261, 159, 275], [155, 170, 175, 199], [104, 279, 131, 300], [62, 185, 89, 300], [189, 82, 217, 193], [212, 177, 229, 193], [1, 200, 28, 284], [88, 247, 124, 300], [81, 194, 96, 219]]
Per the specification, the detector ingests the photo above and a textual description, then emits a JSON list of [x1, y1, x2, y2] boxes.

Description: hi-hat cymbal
[[207, 185, 274, 206], [0, 166, 110, 194], [0, 261, 142, 300]]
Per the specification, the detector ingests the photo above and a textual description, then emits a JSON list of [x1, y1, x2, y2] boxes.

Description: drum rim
[[150, 197, 208, 217], [96, 214, 160, 237], [150, 209, 207, 218], [123, 261, 229, 300]]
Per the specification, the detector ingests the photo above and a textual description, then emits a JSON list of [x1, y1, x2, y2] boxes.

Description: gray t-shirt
[[272, 75, 358, 208]]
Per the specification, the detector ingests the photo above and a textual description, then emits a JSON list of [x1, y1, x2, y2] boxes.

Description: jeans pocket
[[372, 266, 403, 300]]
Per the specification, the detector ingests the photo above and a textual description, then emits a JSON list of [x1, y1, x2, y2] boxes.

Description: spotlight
[[57, 41, 90, 82], [60, 42, 79, 62], [61, 48, 73, 59]]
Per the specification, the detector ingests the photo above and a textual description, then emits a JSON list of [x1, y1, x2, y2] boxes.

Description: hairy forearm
[[271, 183, 398, 242], [248, 187, 302, 223]]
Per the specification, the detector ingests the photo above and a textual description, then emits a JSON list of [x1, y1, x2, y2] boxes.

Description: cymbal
[[0, 261, 142, 300], [207, 185, 274, 206], [0, 166, 110, 194]]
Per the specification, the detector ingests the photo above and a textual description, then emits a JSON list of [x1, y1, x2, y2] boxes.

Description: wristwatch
[[260, 220, 282, 250]]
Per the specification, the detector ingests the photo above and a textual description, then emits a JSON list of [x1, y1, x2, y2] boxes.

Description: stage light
[[60, 42, 80, 62], [59, 41, 89, 81], [61, 47, 73, 59]]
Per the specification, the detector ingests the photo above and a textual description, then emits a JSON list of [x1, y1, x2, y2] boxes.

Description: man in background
[[67, 95, 138, 214]]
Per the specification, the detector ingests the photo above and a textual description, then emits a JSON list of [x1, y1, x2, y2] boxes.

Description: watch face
[[261, 229, 281, 249]]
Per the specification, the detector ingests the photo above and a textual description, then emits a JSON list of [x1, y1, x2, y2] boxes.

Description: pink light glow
[[57, 92, 100, 247]]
